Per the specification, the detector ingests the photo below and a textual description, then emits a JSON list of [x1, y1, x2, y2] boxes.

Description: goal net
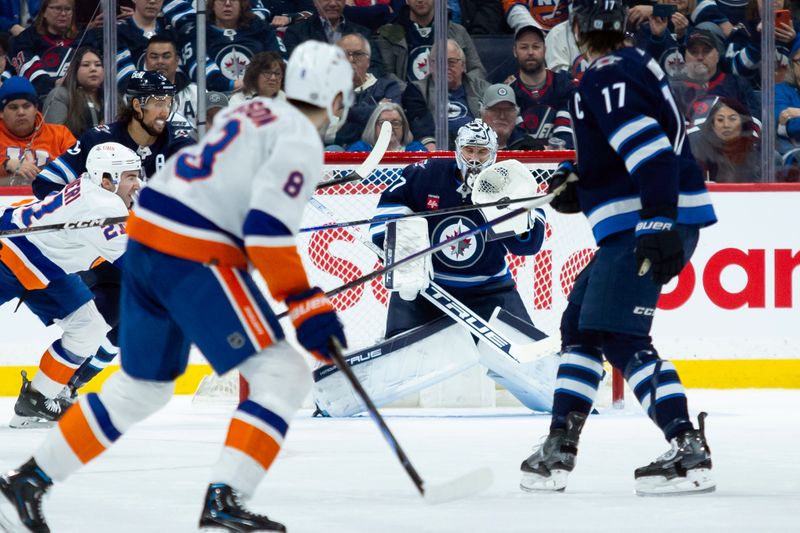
[[194, 151, 622, 408]]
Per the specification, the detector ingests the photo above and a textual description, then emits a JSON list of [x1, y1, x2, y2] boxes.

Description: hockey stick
[[299, 193, 546, 233], [315, 121, 392, 190], [0, 215, 128, 238], [328, 336, 493, 503]]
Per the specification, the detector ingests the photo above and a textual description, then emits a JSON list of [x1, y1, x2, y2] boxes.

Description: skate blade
[[422, 467, 493, 505], [635, 468, 716, 497], [8, 414, 55, 429], [519, 469, 569, 493]]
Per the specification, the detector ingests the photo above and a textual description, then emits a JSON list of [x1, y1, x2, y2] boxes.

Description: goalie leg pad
[[313, 320, 480, 417], [212, 341, 311, 497], [384, 218, 432, 301]]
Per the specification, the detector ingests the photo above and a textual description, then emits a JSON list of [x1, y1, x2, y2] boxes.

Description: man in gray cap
[[480, 83, 539, 150], [205, 91, 229, 127]]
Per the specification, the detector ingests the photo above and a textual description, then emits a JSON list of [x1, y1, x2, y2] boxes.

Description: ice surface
[[1, 390, 798, 532]]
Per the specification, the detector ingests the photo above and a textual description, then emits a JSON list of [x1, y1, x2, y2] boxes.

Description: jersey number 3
[[175, 120, 242, 181]]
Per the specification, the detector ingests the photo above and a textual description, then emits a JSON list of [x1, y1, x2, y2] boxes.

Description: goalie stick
[[327, 336, 493, 503], [315, 121, 392, 190]]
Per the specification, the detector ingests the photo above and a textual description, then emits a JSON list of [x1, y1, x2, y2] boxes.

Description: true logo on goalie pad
[[431, 216, 485, 268]]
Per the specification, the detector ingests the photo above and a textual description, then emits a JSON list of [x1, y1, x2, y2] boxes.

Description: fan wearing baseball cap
[[0, 76, 76, 184], [479, 83, 540, 150]]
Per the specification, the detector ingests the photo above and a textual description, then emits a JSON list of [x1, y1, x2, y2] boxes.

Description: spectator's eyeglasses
[[345, 51, 369, 60], [378, 119, 403, 129], [261, 70, 283, 79], [47, 5, 73, 13]]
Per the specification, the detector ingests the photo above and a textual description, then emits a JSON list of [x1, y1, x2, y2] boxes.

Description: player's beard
[[136, 110, 165, 138]]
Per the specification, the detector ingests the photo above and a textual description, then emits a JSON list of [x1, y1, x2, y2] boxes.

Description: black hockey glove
[[635, 214, 684, 285], [547, 161, 580, 214]]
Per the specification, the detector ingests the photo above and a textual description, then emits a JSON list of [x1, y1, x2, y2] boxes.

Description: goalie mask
[[86, 142, 142, 192], [455, 119, 498, 188]]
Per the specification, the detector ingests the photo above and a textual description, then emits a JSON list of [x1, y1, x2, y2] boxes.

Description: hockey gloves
[[635, 214, 684, 285], [286, 287, 347, 363], [547, 161, 581, 214]]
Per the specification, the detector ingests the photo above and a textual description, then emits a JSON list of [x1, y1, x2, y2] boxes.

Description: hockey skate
[[9, 371, 72, 429], [635, 412, 715, 496], [520, 411, 587, 492], [199, 483, 286, 532], [0, 459, 53, 533]]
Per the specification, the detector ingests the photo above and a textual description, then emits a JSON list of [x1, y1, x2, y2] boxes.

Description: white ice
[[1, 390, 798, 533]]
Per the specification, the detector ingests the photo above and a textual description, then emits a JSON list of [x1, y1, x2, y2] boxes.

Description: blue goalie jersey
[[369, 158, 545, 289], [570, 47, 717, 243]]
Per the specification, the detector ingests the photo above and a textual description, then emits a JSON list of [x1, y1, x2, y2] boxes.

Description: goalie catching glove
[[383, 217, 433, 301], [635, 209, 684, 285], [547, 161, 580, 214], [286, 287, 347, 362], [471, 159, 543, 238]]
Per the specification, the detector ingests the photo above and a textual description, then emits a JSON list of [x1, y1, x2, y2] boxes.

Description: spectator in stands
[[691, 97, 761, 182], [670, 23, 761, 120], [544, 14, 583, 76], [329, 32, 401, 148], [402, 38, 489, 150], [0, 76, 75, 185], [75, 1, 134, 27], [347, 101, 427, 152], [9, 0, 99, 99], [342, 0, 403, 31], [377, 0, 485, 88], [629, 0, 733, 39], [480, 83, 539, 150], [457, 0, 507, 35], [283, 0, 378, 74], [205, 90, 229, 126], [164, 0, 280, 93], [144, 33, 197, 133], [506, 25, 574, 149], [116, 0, 175, 90], [1, 33, 11, 86], [228, 51, 285, 107], [1, 0, 40, 36], [503, 0, 568, 34], [42, 46, 106, 138], [727, 0, 797, 86], [776, 38, 800, 164]]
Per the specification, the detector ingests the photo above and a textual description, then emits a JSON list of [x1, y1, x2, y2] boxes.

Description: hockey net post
[[194, 151, 625, 408]]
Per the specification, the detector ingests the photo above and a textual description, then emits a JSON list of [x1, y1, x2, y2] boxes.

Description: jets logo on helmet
[[455, 119, 498, 188], [86, 142, 142, 192]]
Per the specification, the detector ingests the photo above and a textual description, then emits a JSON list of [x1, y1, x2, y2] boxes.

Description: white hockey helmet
[[455, 119, 498, 186], [86, 142, 142, 192], [284, 41, 355, 129]]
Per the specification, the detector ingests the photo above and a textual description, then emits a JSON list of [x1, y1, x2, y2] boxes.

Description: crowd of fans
[[0, 0, 798, 185]]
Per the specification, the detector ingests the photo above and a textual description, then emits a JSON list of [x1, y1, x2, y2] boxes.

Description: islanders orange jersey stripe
[[248, 245, 310, 302], [0, 240, 47, 290], [39, 348, 80, 384], [127, 213, 248, 268], [214, 266, 274, 350], [225, 418, 281, 470], [59, 403, 106, 464]]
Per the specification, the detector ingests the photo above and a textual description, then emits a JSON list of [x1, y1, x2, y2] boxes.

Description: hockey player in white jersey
[[0, 41, 353, 533], [0, 142, 141, 429]]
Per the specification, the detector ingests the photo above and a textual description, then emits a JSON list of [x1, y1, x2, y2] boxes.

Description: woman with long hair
[[347, 102, 427, 152], [42, 46, 104, 137], [9, 0, 99, 98]]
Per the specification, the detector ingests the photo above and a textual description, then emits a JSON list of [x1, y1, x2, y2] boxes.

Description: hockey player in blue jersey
[[27, 70, 194, 397], [519, 0, 717, 496], [370, 119, 546, 340]]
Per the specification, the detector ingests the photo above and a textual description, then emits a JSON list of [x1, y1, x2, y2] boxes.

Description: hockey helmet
[[125, 70, 176, 107], [570, 0, 627, 35], [455, 119, 498, 186], [284, 41, 354, 130], [86, 142, 142, 192]]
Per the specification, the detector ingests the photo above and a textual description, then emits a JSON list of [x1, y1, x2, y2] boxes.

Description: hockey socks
[[550, 347, 603, 431], [33, 340, 85, 398]]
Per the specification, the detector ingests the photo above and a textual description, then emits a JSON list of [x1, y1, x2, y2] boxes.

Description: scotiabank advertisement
[[1, 183, 799, 389]]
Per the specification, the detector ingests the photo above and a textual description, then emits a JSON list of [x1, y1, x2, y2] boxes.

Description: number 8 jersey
[[127, 98, 325, 302], [570, 47, 717, 245]]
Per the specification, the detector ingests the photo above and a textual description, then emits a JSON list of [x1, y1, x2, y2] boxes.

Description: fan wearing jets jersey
[[0, 142, 140, 429], [370, 119, 546, 348], [519, 0, 718, 497]]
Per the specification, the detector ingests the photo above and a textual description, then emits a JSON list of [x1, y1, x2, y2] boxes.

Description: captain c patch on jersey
[[431, 216, 485, 269]]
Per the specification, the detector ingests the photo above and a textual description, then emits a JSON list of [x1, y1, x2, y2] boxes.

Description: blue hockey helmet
[[125, 70, 176, 106], [570, 0, 628, 35]]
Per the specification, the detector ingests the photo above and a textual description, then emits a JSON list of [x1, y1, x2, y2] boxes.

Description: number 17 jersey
[[126, 98, 324, 301]]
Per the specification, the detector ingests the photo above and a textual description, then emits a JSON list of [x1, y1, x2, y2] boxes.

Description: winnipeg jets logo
[[431, 216, 484, 269], [217, 45, 252, 80]]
